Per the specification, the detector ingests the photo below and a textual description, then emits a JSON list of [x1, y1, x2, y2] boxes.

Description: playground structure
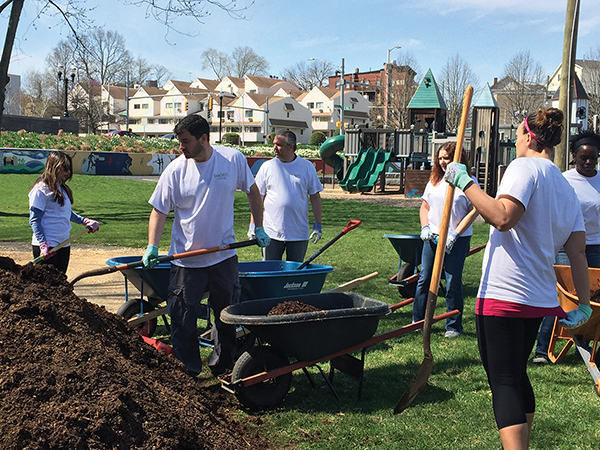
[[319, 84, 509, 197]]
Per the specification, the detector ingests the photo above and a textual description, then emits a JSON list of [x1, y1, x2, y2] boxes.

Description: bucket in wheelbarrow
[[238, 260, 333, 302]]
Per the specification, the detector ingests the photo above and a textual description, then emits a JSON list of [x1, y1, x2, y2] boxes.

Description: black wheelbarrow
[[219, 292, 458, 410]]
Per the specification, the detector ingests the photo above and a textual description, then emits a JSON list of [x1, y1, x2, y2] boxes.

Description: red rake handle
[[296, 220, 362, 270]]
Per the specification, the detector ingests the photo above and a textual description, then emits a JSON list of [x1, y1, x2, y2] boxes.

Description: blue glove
[[142, 245, 159, 269], [309, 222, 322, 244], [247, 222, 256, 240], [254, 227, 271, 248], [444, 162, 474, 191], [420, 225, 434, 241], [559, 304, 593, 329], [446, 230, 459, 254]]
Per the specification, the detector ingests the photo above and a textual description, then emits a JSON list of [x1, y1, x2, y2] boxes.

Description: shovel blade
[[393, 356, 434, 414]]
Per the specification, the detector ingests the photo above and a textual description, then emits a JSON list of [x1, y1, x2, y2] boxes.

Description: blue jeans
[[535, 244, 600, 356], [412, 235, 471, 333]]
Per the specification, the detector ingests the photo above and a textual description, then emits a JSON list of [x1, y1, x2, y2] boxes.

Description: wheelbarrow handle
[[296, 219, 361, 270], [70, 239, 258, 285], [29, 226, 92, 265]]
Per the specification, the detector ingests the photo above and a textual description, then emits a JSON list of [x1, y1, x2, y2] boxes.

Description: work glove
[[254, 227, 271, 248], [310, 222, 322, 244], [142, 245, 159, 269], [247, 222, 255, 240], [446, 230, 459, 254], [559, 304, 593, 329], [444, 162, 474, 191], [39, 241, 56, 259], [420, 225, 434, 241], [83, 218, 100, 233]]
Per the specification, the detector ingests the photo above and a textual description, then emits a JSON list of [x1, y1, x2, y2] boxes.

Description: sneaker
[[444, 330, 460, 338], [532, 354, 549, 364]]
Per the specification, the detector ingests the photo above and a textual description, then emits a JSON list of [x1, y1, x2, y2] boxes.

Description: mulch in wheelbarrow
[[0, 257, 270, 450]]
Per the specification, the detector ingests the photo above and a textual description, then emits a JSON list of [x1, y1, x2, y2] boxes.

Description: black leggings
[[32, 245, 71, 273], [476, 314, 543, 429]]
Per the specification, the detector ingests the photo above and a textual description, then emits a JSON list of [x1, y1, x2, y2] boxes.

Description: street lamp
[[308, 57, 346, 135], [57, 65, 76, 117], [386, 45, 401, 127]]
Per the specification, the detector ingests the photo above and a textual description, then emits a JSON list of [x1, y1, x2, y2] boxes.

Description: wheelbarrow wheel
[[116, 299, 157, 338], [231, 346, 292, 410], [396, 262, 417, 298]]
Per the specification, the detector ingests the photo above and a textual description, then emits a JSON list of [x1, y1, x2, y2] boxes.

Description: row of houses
[[84, 74, 373, 144]]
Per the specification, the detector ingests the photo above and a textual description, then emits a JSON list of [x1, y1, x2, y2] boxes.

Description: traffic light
[[184, 102, 188, 111], [208, 96, 213, 110]]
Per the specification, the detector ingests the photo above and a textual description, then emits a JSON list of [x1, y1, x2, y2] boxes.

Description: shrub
[[267, 133, 276, 145], [222, 133, 240, 145], [309, 131, 327, 146]]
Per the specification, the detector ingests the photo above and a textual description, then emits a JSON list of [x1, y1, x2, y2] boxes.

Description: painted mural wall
[[0, 149, 332, 179]]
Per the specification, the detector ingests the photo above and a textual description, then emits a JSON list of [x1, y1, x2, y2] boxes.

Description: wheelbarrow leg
[[314, 364, 340, 402], [572, 335, 600, 394], [302, 367, 317, 388]]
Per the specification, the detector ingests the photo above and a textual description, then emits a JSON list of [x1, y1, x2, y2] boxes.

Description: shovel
[[394, 86, 473, 414], [70, 239, 258, 285], [29, 226, 92, 265], [296, 220, 361, 270]]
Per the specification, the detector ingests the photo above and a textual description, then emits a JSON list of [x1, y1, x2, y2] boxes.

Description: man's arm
[[309, 193, 322, 223], [148, 207, 168, 247], [247, 184, 264, 228]]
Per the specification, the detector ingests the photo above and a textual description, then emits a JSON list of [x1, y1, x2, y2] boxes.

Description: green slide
[[338, 148, 376, 192], [319, 135, 345, 180], [356, 149, 394, 192]]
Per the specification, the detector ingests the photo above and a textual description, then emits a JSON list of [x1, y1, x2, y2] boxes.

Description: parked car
[[103, 130, 139, 137], [160, 133, 176, 139]]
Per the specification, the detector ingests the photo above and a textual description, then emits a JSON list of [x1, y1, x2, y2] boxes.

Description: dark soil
[[591, 289, 600, 303], [0, 256, 270, 450], [267, 301, 320, 316]]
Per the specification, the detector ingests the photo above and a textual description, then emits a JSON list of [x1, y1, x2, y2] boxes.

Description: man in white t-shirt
[[142, 114, 270, 378], [249, 130, 323, 262]]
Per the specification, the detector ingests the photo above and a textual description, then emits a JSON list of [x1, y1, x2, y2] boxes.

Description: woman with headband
[[443, 108, 592, 449], [533, 129, 600, 364]]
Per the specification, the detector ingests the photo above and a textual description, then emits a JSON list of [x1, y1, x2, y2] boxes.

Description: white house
[[299, 86, 371, 137]]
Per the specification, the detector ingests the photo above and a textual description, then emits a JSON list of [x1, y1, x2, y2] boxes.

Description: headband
[[523, 117, 543, 146]]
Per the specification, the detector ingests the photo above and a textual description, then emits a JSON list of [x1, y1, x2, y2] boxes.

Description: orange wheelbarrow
[[548, 265, 600, 395]]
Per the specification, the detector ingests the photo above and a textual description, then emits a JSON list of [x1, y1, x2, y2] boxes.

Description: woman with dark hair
[[444, 108, 592, 449], [533, 129, 600, 363], [412, 141, 479, 338], [29, 151, 99, 273]]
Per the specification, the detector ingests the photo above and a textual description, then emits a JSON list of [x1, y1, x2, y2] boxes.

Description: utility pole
[[556, 0, 580, 171], [386, 45, 401, 127], [340, 58, 345, 135]]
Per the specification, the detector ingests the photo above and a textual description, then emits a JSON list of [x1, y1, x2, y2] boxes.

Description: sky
[[3, 0, 600, 93]]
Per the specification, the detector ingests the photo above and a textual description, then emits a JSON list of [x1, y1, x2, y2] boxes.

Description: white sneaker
[[444, 330, 460, 338]]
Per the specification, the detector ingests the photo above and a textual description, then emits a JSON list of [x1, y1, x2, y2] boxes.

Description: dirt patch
[[0, 257, 269, 449], [267, 301, 320, 316]]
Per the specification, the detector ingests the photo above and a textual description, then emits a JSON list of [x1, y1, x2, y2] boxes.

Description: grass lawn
[[1, 173, 599, 449]]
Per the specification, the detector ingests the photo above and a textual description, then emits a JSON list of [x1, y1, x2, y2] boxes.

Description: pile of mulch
[[267, 301, 321, 316], [591, 289, 600, 303], [0, 257, 270, 450]]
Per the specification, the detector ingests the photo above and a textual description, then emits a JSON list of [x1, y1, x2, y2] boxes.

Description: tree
[[280, 60, 333, 91], [0, 0, 255, 128], [439, 53, 480, 131], [230, 46, 268, 78], [497, 51, 546, 125], [21, 69, 59, 117], [201, 48, 230, 79]]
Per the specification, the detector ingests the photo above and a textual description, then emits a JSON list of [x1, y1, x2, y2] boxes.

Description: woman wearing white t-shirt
[[444, 108, 592, 450], [412, 142, 479, 338], [533, 130, 600, 363], [28, 151, 99, 273]]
